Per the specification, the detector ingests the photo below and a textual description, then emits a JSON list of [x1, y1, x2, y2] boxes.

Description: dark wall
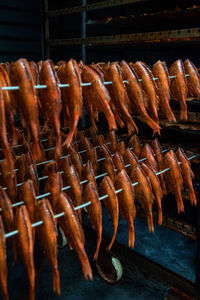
[[0, 0, 43, 63]]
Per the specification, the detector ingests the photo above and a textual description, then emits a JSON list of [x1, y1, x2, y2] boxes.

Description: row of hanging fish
[[0, 127, 196, 299], [1, 57, 200, 170]]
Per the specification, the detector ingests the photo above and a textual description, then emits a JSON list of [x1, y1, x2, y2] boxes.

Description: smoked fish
[[184, 59, 200, 99], [0, 216, 9, 300]]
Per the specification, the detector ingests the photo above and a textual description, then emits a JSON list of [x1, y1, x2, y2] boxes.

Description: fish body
[[123, 148, 139, 176], [35, 199, 60, 294], [130, 165, 154, 232], [17, 180, 36, 223], [44, 172, 63, 211], [100, 176, 119, 251], [114, 169, 136, 247], [56, 192, 93, 280], [152, 60, 176, 122], [113, 151, 125, 173], [176, 147, 196, 206], [102, 157, 116, 183], [163, 150, 184, 213], [82, 161, 97, 190], [169, 59, 188, 121], [83, 182, 102, 260], [128, 135, 141, 158], [184, 59, 200, 99], [0, 216, 9, 300]]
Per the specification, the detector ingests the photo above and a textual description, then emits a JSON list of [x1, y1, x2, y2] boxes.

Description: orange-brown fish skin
[[83, 182, 102, 260], [115, 169, 136, 247], [163, 150, 184, 213], [133, 61, 159, 128], [120, 60, 160, 133], [0, 216, 9, 300], [58, 59, 83, 147], [128, 135, 141, 158], [26, 164, 39, 195], [65, 144, 83, 179], [39, 59, 62, 159], [2, 171, 17, 203], [61, 157, 82, 223], [107, 130, 117, 153], [141, 163, 163, 225], [42, 161, 58, 177], [17, 180, 36, 223], [81, 65, 117, 131], [100, 176, 119, 251], [35, 199, 60, 295], [15, 205, 35, 300], [10, 59, 43, 163], [176, 147, 196, 206], [116, 141, 126, 157], [102, 157, 116, 183], [152, 60, 176, 123], [151, 138, 167, 195], [113, 151, 125, 173], [104, 63, 138, 135], [130, 165, 154, 232], [169, 59, 188, 121], [184, 59, 200, 99], [44, 172, 63, 211], [0, 87, 14, 172], [16, 154, 29, 183], [123, 148, 139, 176], [82, 161, 97, 190], [56, 192, 93, 280]]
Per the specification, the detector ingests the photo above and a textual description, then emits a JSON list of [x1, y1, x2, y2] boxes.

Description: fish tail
[[107, 225, 118, 252], [0, 277, 9, 300], [93, 227, 102, 261], [158, 208, 163, 226], [180, 101, 187, 121], [29, 288, 35, 300], [176, 189, 184, 214], [75, 240, 93, 280], [147, 213, 154, 233], [189, 187, 197, 206], [142, 115, 161, 134], [114, 111, 125, 128], [159, 174, 167, 195], [162, 98, 177, 123], [126, 119, 138, 136], [106, 112, 118, 131], [32, 140, 44, 163], [52, 267, 61, 295], [78, 209, 82, 224], [63, 117, 79, 147], [128, 223, 135, 248]]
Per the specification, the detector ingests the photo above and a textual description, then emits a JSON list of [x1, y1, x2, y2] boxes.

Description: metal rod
[[0, 75, 191, 91], [4, 154, 196, 239]]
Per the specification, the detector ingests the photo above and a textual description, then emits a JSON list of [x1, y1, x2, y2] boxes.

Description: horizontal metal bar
[[48, 28, 200, 46], [4, 154, 196, 239], [47, 0, 148, 17]]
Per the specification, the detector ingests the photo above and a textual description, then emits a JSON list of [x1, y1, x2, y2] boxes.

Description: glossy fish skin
[[113, 151, 125, 173], [123, 148, 139, 176], [0, 216, 9, 300], [82, 161, 97, 190], [151, 138, 167, 195], [2, 171, 17, 203], [102, 157, 116, 183], [152, 60, 176, 123], [141, 163, 163, 225], [130, 165, 154, 232], [15, 205, 35, 300], [10, 59, 43, 163], [128, 135, 141, 158], [99, 144, 112, 160], [44, 172, 63, 211], [163, 150, 184, 213], [81, 65, 117, 131], [133, 61, 159, 128], [86, 148, 98, 175], [184, 59, 200, 99], [56, 192, 93, 280], [16, 154, 29, 183], [104, 63, 138, 135], [26, 164, 39, 195], [100, 176, 119, 251], [116, 141, 126, 157], [83, 182, 102, 260], [114, 169, 136, 247], [106, 130, 117, 153], [0, 86, 14, 172], [61, 157, 82, 223], [57, 59, 83, 146], [0, 187, 14, 232], [66, 144, 83, 179], [17, 180, 36, 223], [0, 159, 10, 178], [176, 147, 196, 206], [120, 60, 160, 133], [42, 161, 58, 177], [39, 59, 62, 159], [35, 199, 60, 295], [169, 59, 188, 121], [0, 64, 19, 146]]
